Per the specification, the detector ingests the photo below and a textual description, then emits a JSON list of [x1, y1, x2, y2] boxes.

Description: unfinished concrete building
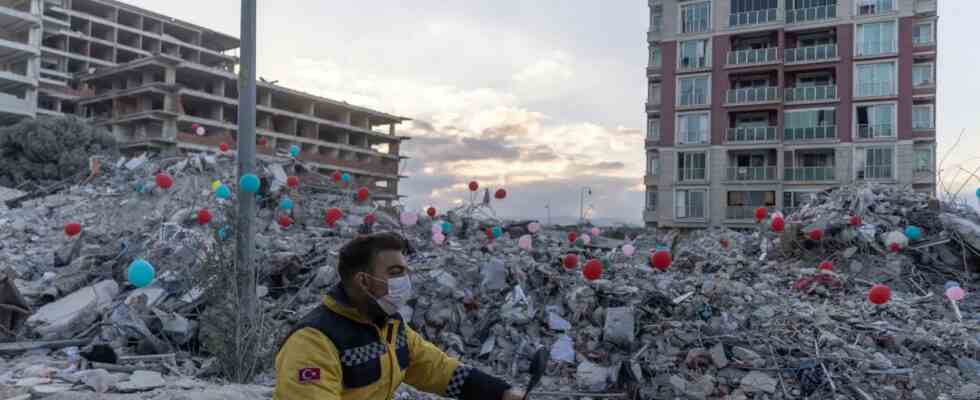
[[0, 0, 410, 202]]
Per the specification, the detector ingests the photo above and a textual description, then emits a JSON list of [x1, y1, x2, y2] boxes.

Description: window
[[675, 189, 707, 219], [677, 113, 709, 145], [783, 191, 816, 213], [679, 39, 710, 70], [912, 63, 934, 87], [647, 117, 661, 140], [650, 47, 662, 68], [730, 0, 777, 26], [856, 103, 895, 138], [731, 0, 776, 12], [680, 1, 711, 34], [855, 61, 896, 97], [651, 4, 664, 32], [913, 22, 934, 46], [785, 108, 835, 132], [678, 75, 710, 106], [678, 152, 708, 181], [649, 82, 661, 105], [856, 21, 896, 56], [646, 190, 658, 211], [787, 0, 837, 10], [913, 147, 933, 173], [857, 0, 895, 16], [858, 147, 894, 179], [648, 154, 660, 176], [912, 105, 934, 129]]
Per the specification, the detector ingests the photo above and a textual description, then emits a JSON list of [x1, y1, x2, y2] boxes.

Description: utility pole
[[236, 0, 257, 320], [579, 187, 592, 225]]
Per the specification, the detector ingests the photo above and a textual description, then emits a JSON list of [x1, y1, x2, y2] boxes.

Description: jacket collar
[[324, 284, 397, 328]]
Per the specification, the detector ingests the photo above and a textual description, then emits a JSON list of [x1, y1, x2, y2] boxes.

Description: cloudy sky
[[128, 0, 979, 223]]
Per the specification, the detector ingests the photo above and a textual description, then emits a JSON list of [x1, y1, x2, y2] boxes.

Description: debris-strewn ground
[[1, 152, 978, 400]]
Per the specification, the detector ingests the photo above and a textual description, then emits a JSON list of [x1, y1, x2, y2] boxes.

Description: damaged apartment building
[[0, 0, 410, 203]]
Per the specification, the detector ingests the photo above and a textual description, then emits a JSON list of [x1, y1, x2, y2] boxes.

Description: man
[[275, 232, 525, 400]]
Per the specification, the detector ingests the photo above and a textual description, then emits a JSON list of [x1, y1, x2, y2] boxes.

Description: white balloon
[[527, 222, 541, 234], [431, 221, 443, 235], [581, 234, 591, 245], [195, 126, 206, 136], [433, 232, 445, 245], [518, 235, 532, 250], [590, 227, 600, 237], [622, 244, 636, 257]]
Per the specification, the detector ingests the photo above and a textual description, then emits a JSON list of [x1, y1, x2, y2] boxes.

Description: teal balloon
[[341, 173, 352, 183], [491, 226, 503, 238], [215, 185, 231, 199], [904, 226, 922, 241], [279, 197, 294, 210], [441, 222, 452, 234], [127, 259, 155, 288], [240, 174, 260, 193], [976, 188, 980, 198], [289, 144, 301, 158], [218, 227, 228, 240], [575, 238, 585, 246]]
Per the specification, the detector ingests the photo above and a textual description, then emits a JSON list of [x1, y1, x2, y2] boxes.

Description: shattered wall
[[0, 117, 117, 188]]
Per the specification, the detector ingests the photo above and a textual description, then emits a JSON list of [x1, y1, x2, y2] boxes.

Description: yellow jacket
[[274, 286, 511, 400]]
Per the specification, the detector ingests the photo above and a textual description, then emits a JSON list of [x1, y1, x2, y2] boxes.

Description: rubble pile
[[0, 153, 978, 400]]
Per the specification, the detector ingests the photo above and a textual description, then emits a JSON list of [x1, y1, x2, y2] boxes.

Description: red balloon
[[809, 228, 823, 241], [567, 232, 578, 244], [333, 172, 342, 182], [363, 213, 376, 225], [324, 208, 343, 226], [427, 207, 437, 217], [818, 261, 833, 271], [869, 284, 891, 305], [583, 259, 603, 280], [64, 223, 81, 237], [889, 243, 902, 253], [468, 181, 479, 192], [219, 143, 230, 152], [485, 228, 495, 240], [197, 209, 212, 225], [850, 215, 862, 226], [754, 207, 768, 221], [278, 215, 293, 228], [771, 217, 785, 233], [563, 254, 579, 269], [495, 189, 507, 200], [651, 250, 672, 271], [719, 239, 729, 248], [356, 187, 370, 202], [155, 173, 174, 189], [191, 123, 200, 130], [257, 137, 268, 146], [287, 176, 300, 189]]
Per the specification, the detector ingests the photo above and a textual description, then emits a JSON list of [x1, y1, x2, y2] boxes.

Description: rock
[[550, 335, 575, 363], [880, 385, 900, 400], [125, 287, 167, 307], [15, 377, 52, 387], [575, 361, 608, 391], [820, 330, 844, 348], [733, 346, 761, 362], [843, 247, 858, 259], [955, 383, 980, 400], [710, 343, 729, 368], [740, 371, 777, 394], [603, 306, 635, 346], [26, 280, 119, 339], [940, 214, 980, 251], [115, 370, 165, 392], [77, 369, 117, 393], [959, 357, 980, 381], [30, 384, 74, 396], [872, 352, 895, 370]]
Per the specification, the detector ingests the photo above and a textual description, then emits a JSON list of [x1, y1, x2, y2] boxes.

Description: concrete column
[[163, 118, 177, 140], [306, 102, 315, 116], [776, 147, 784, 181], [214, 79, 226, 96], [164, 67, 176, 84], [214, 103, 223, 121], [389, 123, 395, 135], [142, 70, 155, 83], [338, 132, 350, 145], [163, 93, 176, 113], [261, 91, 272, 107], [341, 111, 351, 125]]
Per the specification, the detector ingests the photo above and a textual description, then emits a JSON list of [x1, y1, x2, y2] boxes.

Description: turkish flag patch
[[298, 367, 321, 384]]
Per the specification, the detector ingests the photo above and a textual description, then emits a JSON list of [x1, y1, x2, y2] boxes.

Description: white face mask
[[365, 274, 413, 316]]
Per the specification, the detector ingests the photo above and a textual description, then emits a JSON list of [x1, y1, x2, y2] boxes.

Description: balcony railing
[[785, 166, 835, 181], [860, 166, 893, 180], [727, 47, 779, 66], [785, 44, 837, 64], [726, 166, 776, 181], [678, 168, 707, 181], [679, 57, 710, 71], [856, 82, 895, 98], [857, 0, 896, 16], [727, 206, 776, 220], [857, 124, 895, 139], [727, 87, 780, 104], [785, 85, 837, 102], [786, 5, 837, 24], [729, 8, 779, 27], [856, 40, 897, 56], [726, 126, 777, 143], [785, 125, 837, 141]]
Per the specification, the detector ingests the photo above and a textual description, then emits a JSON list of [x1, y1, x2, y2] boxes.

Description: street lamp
[[579, 187, 592, 224]]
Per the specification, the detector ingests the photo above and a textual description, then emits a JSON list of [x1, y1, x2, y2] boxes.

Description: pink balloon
[[431, 221, 443, 235], [622, 244, 636, 257], [400, 212, 418, 226], [433, 232, 446, 245], [581, 234, 591, 245], [590, 227, 600, 237], [946, 287, 965, 301], [518, 235, 532, 250]]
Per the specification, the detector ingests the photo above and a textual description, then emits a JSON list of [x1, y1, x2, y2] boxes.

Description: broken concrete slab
[[115, 370, 165, 392], [26, 280, 119, 339], [740, 371, 777, 394], [575, 361, 609, 391], [709, 343, 729, 369], [602, 306, 635, 346]]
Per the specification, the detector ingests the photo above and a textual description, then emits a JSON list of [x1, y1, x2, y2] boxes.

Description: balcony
[[786, 5, 837, 24], [857, 0, 896, 17], [726, 166, 776, 182], [784, 125, 837, 141], [726, 87, 780, 105], [916, 0, 937, 14], [678, 168, 707, 182], [859, 166, 893, 180], [785, 167, 835, 181], [727, 47, 779, 67], [857, 124, 895, 139], [727, 206, 776, 220], [726, 126, 777, 143], [785, 44, 837, 64], [856, 41, 897, 57], [785, 85, 837, 103], [729, 9, 779, 27]]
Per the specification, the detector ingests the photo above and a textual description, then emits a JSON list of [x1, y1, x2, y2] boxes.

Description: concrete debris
[[1, 151, 979, 399]]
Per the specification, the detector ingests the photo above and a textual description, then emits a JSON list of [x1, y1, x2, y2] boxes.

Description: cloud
[[512, 51, 574, 84]]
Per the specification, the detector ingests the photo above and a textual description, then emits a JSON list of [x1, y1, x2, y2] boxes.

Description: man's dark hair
[[337, 232, 407, 284]]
